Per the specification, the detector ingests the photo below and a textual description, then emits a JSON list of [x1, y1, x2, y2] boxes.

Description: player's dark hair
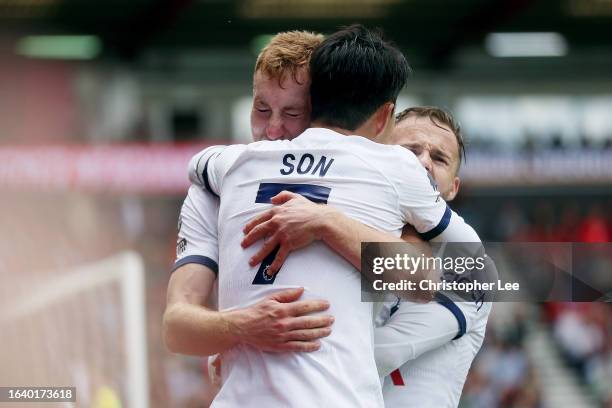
[[309, 24, 410, 131]]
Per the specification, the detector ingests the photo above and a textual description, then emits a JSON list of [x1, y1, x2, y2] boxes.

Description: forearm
[[318, 208, 404, 270], [374, 303, 458, 377], [163, 302, 242, 356], [164, 285, 333, 356], [317, 210, 434, 302]]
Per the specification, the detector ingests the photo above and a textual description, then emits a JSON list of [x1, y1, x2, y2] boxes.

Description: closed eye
[[433, 155, 448, 165]]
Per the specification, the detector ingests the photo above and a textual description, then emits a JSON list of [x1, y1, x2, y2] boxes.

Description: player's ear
[[447, 176, 461, 201], [374, 102, 395, 138]]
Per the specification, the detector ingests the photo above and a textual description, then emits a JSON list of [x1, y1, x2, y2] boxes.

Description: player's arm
[[241, 191, 423, 273], [164, 264, 333, 355], [373, 152, 494, 374], [242, 191, 406, 271], [164, 263, 228, 355], [240, 191, 434, 301], [372, 229, 474, 376], [163, 182, 228, 356], [374, 300, 462, 377], [163, 181, 229, 355]]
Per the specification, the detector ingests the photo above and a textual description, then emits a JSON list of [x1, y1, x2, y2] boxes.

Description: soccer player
[[375, 108, 492, 407], [243, 107, 492, 408], [163, 31, 333, 361], [190, 25, 482, 407]]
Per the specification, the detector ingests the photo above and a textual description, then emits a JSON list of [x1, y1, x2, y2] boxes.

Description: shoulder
[[385, 144, 423, 170], [190, 144, 249, 164], [348, 138, 421, 168], [188, 144, 249, 185]]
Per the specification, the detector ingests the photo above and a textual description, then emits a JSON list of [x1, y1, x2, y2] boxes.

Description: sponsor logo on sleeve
[[177, 238, 187, 256]]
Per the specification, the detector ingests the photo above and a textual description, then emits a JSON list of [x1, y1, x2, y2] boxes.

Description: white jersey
[[189, 128, 482, 408], [173, 184, 219, 274], [376, 298, 491, 408], [375, 239, 493, 408]]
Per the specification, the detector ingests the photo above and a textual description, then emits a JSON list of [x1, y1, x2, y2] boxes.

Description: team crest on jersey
[[176, 238, 187, 255], [262, 265, 274, 281]]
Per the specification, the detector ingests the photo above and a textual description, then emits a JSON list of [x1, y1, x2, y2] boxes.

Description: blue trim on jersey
[[195, 153, 206, 185], [435, 292, 467, 340], [389, 297, 401, 316], [202, 155, 220, 199], [255, 183, 331, 204], [173, 255, 218, 276], [419, 204, 452, 241]]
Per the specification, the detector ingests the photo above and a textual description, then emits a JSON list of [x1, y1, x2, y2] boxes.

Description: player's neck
[[310, 121, 350, 136], [310, 121, 376, 140]]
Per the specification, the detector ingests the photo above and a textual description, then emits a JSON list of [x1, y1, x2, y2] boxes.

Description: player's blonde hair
[[255, 31, 324, 86]]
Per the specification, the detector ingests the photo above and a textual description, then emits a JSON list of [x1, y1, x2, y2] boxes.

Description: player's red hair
[[255, 31, 324, 86]]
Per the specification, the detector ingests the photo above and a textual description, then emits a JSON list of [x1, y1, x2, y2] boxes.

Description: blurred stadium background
[[0, 0, 611, 407]]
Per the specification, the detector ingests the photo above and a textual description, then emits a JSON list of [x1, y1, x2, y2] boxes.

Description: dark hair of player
[[309, 24, 410, 131]]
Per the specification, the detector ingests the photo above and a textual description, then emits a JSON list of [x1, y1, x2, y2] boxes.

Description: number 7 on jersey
[[252, 182, 331, 285]]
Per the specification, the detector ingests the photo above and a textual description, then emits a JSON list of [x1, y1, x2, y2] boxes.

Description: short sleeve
[[374, 301, 459, 377], [188, 144, 248, 197], [173, 184, 219, 274], [188, 146, 226, 197], [374, 297, 491, 377]]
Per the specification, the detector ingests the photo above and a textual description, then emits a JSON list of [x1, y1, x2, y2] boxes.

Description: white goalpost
[[0, 251, 149, 408]]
